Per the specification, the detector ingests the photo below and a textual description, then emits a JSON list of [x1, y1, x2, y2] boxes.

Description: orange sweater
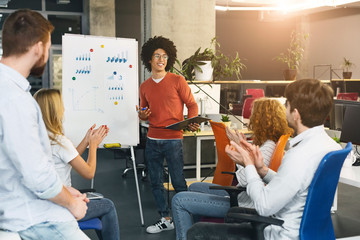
[[139, 72, 198, 139]]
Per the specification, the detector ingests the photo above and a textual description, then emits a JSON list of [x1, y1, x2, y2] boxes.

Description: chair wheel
[[122, 173, 127, 178]]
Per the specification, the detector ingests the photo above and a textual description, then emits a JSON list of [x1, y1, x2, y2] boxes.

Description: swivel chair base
[[122, 163, 146, 179]]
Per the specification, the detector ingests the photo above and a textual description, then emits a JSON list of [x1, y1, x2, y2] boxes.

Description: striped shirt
[[235, 140, 276, 207]]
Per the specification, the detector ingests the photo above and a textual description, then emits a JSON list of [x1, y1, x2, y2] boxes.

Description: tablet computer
[[165, 116, 210, 131], [86, 192, 104, 200]]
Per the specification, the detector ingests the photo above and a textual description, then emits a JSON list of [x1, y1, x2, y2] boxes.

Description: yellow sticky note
[[103, 143, 121, 148]]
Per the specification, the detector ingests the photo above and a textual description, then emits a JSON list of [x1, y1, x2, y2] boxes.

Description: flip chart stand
[[104, 144, 144, 226], [130, 145, 145, 226]]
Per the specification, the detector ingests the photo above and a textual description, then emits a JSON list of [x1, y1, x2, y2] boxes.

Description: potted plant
[[174, 38, 246, 81], [182, 46, 215, 81], [221, 114, 231, 127], [341, 57, 355, 79], [274, 31, 309, 80]]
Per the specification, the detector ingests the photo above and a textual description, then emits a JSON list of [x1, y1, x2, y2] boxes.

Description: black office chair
[[188, 143, 353, 240], [122, 148, 146, 179]]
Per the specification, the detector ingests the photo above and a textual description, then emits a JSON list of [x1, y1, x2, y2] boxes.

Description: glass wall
[[0, 0, 87, 93]]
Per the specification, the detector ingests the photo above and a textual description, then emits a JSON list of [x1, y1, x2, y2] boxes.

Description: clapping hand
[[226, 139, 268, 177], [225, 126, 246, 145], [225, 139, 263, 167], [89, 125, 109, 147], [85, 124, 96, 144]]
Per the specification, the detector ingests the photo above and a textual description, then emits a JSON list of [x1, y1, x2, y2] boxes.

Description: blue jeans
[[146, 138, 188, 217], [172, 182, 230, 240], [18, 220, 89, 240], [79, 197, 120, 240]]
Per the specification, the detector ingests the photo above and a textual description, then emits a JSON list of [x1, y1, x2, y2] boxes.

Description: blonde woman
[[171, 98, 293, 240], [34, 88, 120, 240]]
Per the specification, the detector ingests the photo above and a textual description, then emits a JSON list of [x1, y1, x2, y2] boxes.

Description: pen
[[137, 107, 147, 113]]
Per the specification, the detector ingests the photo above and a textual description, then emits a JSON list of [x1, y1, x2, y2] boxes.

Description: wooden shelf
[[331, 79, 360, 82], [187, 80, 331, 84]]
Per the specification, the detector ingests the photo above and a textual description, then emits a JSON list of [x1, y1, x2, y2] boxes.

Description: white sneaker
[[146, 217, 174, 234]]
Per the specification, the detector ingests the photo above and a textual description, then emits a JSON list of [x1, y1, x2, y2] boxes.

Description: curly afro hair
[[141, 36, 177, 72]]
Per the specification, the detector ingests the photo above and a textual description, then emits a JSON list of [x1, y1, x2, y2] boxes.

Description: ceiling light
[[215, 5, 228, 11], [215, 0, 360, 12]]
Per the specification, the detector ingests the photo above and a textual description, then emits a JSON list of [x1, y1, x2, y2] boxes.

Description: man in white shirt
[[0, 9, 89, 239], [187, 79, 339, 240]]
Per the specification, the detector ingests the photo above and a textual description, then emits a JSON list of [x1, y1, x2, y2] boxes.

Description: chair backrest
[[210, 120, 236, 186], [268, 134, 290, 172], [299, 142, 353, 240], [242, 97, 255, 119], [246, 89, 265, 99], [336, 92, 359, 101], [78, 218, 102, 231]]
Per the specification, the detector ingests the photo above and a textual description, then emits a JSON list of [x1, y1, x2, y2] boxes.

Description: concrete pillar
[[150, 0, 215, 63], [89, 0, 116, 37]]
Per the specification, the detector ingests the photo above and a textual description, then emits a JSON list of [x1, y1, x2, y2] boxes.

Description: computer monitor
[[331, 99, 360, 130], [340, 105, 360, 145]]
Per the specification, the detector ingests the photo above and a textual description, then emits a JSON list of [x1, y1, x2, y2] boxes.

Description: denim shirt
[[0, 63, 74, 231]]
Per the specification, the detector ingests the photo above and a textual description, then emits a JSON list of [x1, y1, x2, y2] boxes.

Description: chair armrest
[[225, 207, 283, 240], [79, 188, 96, 193], [209, 185, 246, 207], [221, 171, 236, 176], [226, 206, 284, 226], [227, 206, 258, 215], [209, 185, 246, 191], [226, 212, 284, 226]]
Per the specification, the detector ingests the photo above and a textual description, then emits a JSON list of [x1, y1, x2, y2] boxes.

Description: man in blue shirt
[[0, 9, 89, 239]]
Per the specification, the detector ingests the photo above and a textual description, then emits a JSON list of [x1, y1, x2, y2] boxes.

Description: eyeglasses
[[153, 54, 168, 60]]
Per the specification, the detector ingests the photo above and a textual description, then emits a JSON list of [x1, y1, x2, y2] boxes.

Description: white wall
[[306, 8, 360, 80], [216, 8, 360, 81]]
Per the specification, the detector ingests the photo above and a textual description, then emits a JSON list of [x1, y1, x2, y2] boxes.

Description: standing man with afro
[[137, 36, 199, 234]]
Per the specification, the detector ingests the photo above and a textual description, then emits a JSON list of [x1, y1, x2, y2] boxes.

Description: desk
[[183, 128, 216, 181], [183, 126, 251, 181], [340, 166, 360, 188], [332, 165, 360, 212]]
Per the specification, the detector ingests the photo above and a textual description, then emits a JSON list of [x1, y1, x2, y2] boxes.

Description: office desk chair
[[336, 92, 359, 101], [77, 178, 103, 233], [192, 120, 236, 224], [268, 134, 290, 172], [246, 89, 265, 99], [242, 98, 255, 119], [209, 134, 290, 207], [78, 217, 102, 231], [207, 142, 353, 240], [210, 120, 236, 186], [122, 148, 146, 179]]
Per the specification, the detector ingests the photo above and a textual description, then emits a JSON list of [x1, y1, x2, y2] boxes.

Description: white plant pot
[[194, 61, 213, 81], [222, 121, 231, 128]]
